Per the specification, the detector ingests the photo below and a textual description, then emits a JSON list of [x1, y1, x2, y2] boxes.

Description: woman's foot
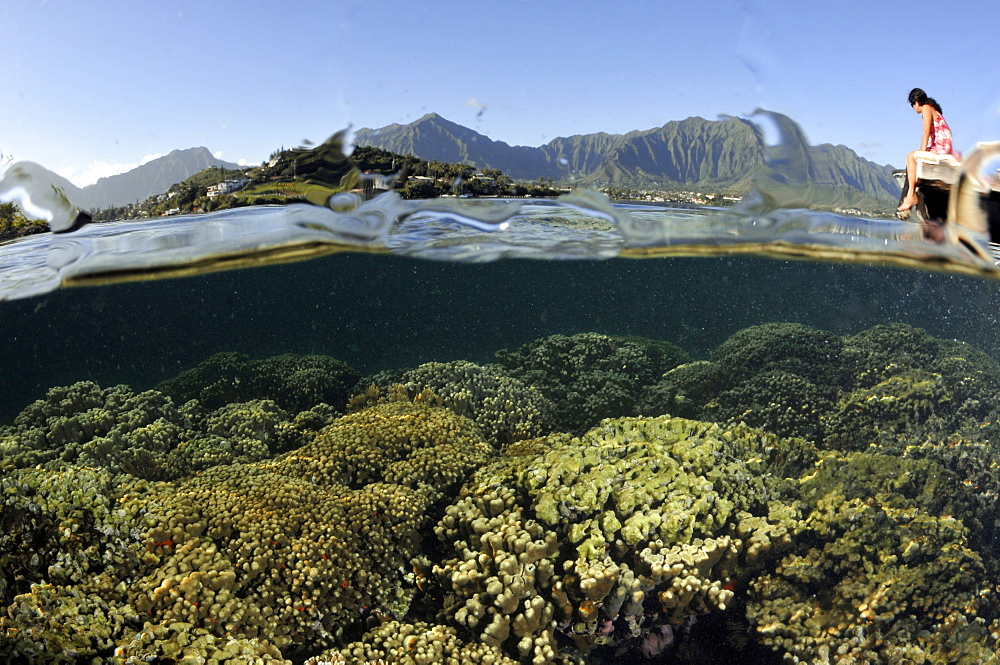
[[897, 193, 919, 212]]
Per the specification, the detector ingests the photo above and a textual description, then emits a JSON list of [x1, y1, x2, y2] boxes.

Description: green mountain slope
[[354, 113, 900, 209]]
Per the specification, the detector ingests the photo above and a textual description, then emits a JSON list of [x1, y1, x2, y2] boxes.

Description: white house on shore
[[207, 177, 249, 198]]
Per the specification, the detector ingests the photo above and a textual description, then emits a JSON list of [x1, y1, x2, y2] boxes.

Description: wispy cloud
[[56, 153, 163, 187]]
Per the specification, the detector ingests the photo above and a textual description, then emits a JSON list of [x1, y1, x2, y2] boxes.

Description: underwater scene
[[4, 113, 1000, 665]]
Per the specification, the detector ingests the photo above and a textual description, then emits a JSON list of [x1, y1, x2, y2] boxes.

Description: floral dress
[[927, 112, 954, 155]]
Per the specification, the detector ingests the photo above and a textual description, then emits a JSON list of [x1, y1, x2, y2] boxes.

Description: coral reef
[[745, 451, 1000, 663], [710, 322, 851, 391], [636, 360, 727, 420], [4, 323, 1000, 663], [0, 399, 493, 661], [0, 381, 193, 478], [0, 466, 147, 662], [307, 621, 522, 664], [495, 333, 691, 434], [702, 370, 832, 441], [273, 400, 493, 504], [638, 322, 1000, 454], [113, 620, 290, 664], [430, 416, 798, 662], [156, 351, 361, 413], [127, 401, 491, 654], [0, 382, 338, 480], [362, 360, 557, 446]]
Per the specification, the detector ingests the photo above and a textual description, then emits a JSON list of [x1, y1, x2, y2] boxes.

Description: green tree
[[0, 201, 48, 239], [398, 179, 441, 199]]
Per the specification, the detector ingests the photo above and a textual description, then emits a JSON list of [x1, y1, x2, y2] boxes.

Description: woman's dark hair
[[908, 88, 942, 113]]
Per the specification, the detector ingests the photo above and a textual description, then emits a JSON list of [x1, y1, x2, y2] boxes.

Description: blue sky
[[3, 0, 998, 186]]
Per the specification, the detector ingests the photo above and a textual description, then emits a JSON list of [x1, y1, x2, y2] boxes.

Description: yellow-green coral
[[369, 360, 557, 446], [0, 382, 191, 478], [273, 400, 492, 502], [710, 323, 850, 389], [309, 621, 523, 665], [746, 451, 1000, 663], [432, 416, 797, 661], [5, 323, 1000, 663], [126, 401, 491, 652], [0, 382, 339, 481], [112, 620, 290, 664]]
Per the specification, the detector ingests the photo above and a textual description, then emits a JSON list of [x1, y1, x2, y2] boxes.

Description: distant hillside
[[50, 148, 240, 211], [354, 113, 900, 209], [81, 148, 239, 209]]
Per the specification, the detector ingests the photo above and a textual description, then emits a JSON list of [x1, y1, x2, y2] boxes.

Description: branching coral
[[431, 416, 799, 662], [746, 451, 1000, 663]]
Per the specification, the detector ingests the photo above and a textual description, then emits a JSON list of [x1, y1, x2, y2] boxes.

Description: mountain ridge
[[354, 113, 900, 209]]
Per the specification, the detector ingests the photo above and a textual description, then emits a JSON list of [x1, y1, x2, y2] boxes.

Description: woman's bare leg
[[898, 151, 920, 211]]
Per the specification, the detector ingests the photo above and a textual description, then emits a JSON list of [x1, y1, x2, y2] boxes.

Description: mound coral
[[126, 401, 492, 656], [0, 466, 147, 662], [4, 323, 1000, 663], [1, 400, 494, 661], [156, 351, 361, 413], [364, 360, 557, 446], [0, 382, 336, 480], [494, 333, 691, 434], [307, 621, 521, 665], [0, 381, 192, 479], [710, 322, 850, 392]]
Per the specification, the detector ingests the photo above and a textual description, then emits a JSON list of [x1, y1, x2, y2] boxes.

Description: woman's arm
[[920, 106, 934, 150]]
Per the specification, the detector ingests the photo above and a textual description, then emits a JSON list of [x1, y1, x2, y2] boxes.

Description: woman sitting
[[898, 88, 957, 215]]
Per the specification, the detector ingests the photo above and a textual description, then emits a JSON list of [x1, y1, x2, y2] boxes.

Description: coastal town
[[85, 143, 756, 224]]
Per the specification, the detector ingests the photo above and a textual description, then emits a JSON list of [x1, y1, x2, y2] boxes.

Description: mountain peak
[[166, 146, 214, 157]]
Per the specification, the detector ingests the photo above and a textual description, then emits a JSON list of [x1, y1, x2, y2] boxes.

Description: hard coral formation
[[114, 620, 290, 664], [308, 620, 521, 664], [746, 451, 1000, 663], [0, 466, 147, 662], [710, 322, 851, 391], [2, 583, 139, 663], [130, 401, 491, 653], [431, 416, 797, 663], [702, 370, 831, 441], [369, 360, 558, 446], [132, 464, 424, 652], [156, 351, 361, 413], [639, 322, 1000, 455], [636, 360, 727, 420], [4, 324, 1000, 663], [495, 333, 691, 434], [274, 400, 493, 504], [0, 381, 193, 479], [0, 398, 493, 662], [0, 381, 338, 480]]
